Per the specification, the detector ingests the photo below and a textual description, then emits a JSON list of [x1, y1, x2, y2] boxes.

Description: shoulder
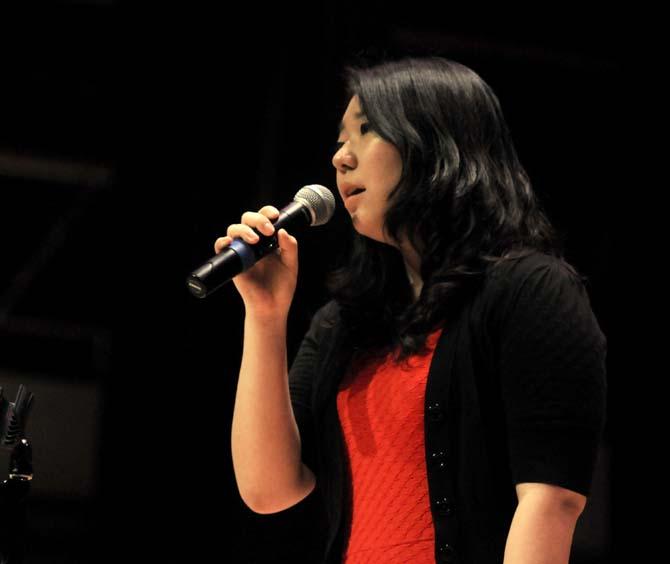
[[301, 299, 342, 343], [485, 251, 585, 296], [480, 251, 598, 331], [489, 251, 579, 280], [311, 299, 341, 328]]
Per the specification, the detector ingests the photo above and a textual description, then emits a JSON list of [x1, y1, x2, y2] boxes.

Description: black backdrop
[[2, 2, 634, 563]]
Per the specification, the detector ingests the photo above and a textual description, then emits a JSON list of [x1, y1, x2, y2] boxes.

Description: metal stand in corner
[[0, 385, 34, 564]]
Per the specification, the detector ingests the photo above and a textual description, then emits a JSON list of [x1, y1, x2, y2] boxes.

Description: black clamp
[[0, 385, 35, 564]]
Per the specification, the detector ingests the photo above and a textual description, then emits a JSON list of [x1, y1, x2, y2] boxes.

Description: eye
[[333, 123, 371, 153]]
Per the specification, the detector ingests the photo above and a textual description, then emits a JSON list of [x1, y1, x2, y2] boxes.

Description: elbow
[[560, 494, 587, 516], [234, 481, 277, 514], [239, 492, 278, 515], [238, 491, 300, 515], [238, 468, 317, 515], [515, 481, 588, 516]]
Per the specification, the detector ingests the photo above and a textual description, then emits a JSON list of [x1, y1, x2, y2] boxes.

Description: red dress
[[336, 328, 444, 563]]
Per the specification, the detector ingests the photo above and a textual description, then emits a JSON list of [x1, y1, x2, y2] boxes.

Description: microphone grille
[[294, 184, 336, 226]]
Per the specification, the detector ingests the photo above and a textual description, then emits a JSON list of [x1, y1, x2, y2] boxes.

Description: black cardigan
[[288, 252, 607, 563]]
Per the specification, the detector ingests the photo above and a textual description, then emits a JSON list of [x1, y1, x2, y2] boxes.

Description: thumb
[[277, 228, 298, 267]]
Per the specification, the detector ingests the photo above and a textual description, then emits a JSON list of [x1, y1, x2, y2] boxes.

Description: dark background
[[1, 2, 634, 563]]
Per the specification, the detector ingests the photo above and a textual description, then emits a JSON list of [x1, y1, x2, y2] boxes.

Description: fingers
[[214, 236, 232, 254], [226, 222, 263, 244], [240, 211, 276, 237], [214, 228, 297, 259], [258, 205, 280, 219], [214, 206, 282, 254]]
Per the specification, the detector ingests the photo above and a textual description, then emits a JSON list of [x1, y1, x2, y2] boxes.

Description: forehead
[[338, 96, 367, 134]]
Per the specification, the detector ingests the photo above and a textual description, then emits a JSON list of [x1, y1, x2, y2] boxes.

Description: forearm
[[231, 312, 306, 512], [503, 497, 581, 564]]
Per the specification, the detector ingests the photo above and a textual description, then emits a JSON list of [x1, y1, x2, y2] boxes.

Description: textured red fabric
[[336, 328, 444, 563]]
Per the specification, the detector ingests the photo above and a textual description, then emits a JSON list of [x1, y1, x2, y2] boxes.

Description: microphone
[[186, 184, 336, 298]]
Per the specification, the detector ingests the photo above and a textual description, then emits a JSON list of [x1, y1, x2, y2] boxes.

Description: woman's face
[[332, 95, 403, 246]]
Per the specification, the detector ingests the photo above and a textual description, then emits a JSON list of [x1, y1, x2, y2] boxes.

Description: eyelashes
[[334, 122, 371, 152]]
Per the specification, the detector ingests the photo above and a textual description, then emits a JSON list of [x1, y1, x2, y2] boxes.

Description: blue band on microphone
[[229, 238, 256, 271]]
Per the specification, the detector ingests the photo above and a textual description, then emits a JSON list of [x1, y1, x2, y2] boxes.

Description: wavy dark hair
[[325, 56, 578, 365]]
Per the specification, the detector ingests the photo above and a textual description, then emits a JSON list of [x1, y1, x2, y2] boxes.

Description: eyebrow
[[337, 111, 367, 135]]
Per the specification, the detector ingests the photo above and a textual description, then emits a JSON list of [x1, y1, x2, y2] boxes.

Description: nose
[[332, 144, 356, 172]]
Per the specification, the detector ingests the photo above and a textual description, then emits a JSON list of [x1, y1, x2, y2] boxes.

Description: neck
[[399, 240, 423, 302]]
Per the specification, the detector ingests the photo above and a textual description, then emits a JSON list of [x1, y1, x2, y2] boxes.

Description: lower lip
[[345, 191, 365, 209]]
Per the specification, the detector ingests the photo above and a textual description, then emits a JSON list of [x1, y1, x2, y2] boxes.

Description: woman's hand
[[214, 206, 298, 317]]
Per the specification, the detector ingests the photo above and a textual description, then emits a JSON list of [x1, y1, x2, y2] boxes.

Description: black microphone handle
[[187, 200, 312, 298]]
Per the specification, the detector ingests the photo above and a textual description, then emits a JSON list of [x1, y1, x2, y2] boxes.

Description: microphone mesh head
[[294, 185, 336, 226]]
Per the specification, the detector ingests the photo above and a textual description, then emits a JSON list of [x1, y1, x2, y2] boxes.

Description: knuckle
[[260, 205, 280, 216]]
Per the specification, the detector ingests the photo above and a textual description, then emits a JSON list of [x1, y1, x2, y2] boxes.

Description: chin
[[350, 217, 388, 244], [356, 230, 391, 247]]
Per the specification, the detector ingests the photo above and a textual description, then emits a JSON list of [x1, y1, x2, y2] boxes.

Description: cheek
[[372, 143, 402, 186]]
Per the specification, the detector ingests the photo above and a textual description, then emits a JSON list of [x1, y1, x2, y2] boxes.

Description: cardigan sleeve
[[497, 257, 607, 497], [288, 301, 334, 474]]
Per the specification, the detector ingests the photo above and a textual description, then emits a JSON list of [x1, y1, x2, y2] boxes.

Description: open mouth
[[349, 188, 366, 197]]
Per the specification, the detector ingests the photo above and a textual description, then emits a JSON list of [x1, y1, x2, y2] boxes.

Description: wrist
[[244, 307, 289, 326]]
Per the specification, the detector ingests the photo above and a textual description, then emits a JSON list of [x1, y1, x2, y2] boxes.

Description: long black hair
[[325, 56, 576, 364]]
